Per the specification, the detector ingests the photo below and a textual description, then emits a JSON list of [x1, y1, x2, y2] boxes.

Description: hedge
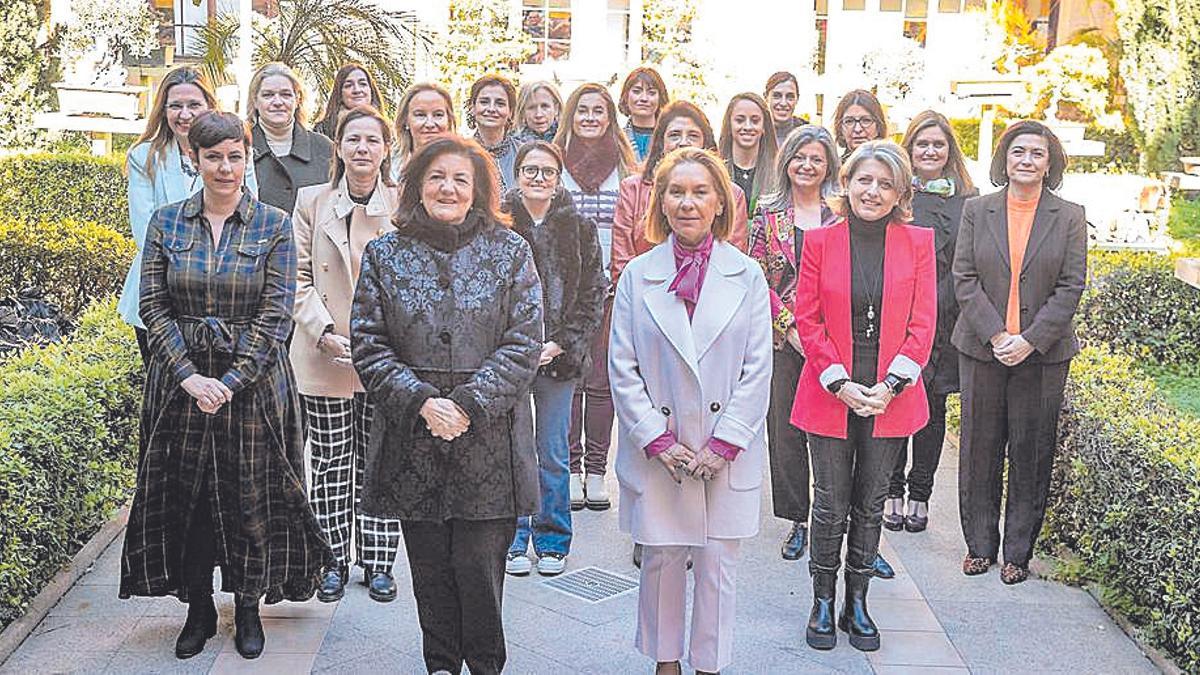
[[1078, 251, 1200, 371], [0, 152, 127, 231], [0, 219, 135, 318], [1044, 345, 1200, 670], [0, 298, 142, 630]]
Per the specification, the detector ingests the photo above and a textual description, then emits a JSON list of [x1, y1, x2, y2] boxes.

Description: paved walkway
[[0, 440, 1158, 674]]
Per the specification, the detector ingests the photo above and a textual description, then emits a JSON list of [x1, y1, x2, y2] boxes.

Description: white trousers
[[635, 539, 741, 672]]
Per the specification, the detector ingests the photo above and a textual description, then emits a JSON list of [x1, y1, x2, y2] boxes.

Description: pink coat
[[608, 237, 773, 545]]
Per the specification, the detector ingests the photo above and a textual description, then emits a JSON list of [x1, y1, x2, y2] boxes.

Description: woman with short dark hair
[[121, 111, 329, 661], [247, 62, 333, 214], [764, 71, 809, 146], [885, 110, 979, 534], [351, 136, 543, 674], [467, 73, 521, 189], [833, 89, 888, 158], [618, 66, 670, 162], [312, 63, 386, 139], [954, 120, 1084, 585]]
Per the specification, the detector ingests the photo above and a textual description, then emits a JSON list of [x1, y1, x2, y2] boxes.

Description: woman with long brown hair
[[554, 82, 637, 512], [718, 92, 777, 214], [312, 63, 386, 139], [118, 66, 258, 361], [764, 71, 809, 146]]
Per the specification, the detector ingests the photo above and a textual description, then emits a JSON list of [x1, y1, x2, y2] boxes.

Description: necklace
[[850, 229, 884, 339]]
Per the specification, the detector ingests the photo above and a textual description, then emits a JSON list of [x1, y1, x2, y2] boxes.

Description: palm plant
[[194, 0, 431, 107]]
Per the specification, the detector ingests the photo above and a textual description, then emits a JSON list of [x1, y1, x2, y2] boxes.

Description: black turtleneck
[[849, 213, 888, 354]]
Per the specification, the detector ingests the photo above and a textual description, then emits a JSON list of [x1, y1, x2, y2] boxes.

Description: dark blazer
[[252, 122, 334, 215], [951, 188, 1087, 364]]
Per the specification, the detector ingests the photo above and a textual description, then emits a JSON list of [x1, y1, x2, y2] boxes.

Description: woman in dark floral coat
[[120, 112, 331, 662], [351, 136, 543, 675]]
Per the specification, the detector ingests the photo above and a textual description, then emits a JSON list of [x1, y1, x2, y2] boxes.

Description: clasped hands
[[318, 332, 353, 368], [656, 442, 727, 484], [990, 331, 1034, 367], [419, 397, 470, 441], [182, 374, 233, 415], [835, 381, 895, 417]]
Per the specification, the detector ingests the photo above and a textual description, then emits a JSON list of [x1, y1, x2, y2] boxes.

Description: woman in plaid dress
[[120, 112, 331, 661]]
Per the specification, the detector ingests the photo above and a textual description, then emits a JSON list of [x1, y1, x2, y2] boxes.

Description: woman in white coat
[[609, 147, 772, 675]]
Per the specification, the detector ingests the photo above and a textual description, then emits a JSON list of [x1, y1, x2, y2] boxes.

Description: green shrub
[[1044, 345, 1200, 670], [0, 297, 142, 630], [1078, 250, 1200, 370], [949, 117, 1008, 162], [1169, 198, 1200, 246], [0, 153, 127, 231], [1067, 126, 1141, 174], [0, 219, 135, 317]]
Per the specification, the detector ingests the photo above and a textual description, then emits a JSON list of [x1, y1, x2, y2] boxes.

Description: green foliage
[[1143, 364, 1200, 417], [0, 219, 135, 316], [948, 117, 1008, 162], [1066, 126, 1141, 174], [0, 0, 50, 149], [1115, 0, 1200, 171], [0, 298, 142, 630], [1168, 198, 1200, 245], [642, 0, 714, 108], [0, 152, 127, 231], [1043, 345, 1200, 670], [1078, 250, 1200, 369], [430, 0, 534, 114]]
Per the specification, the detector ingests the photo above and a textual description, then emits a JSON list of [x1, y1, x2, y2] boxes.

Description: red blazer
[[789, 218, 937, 439]]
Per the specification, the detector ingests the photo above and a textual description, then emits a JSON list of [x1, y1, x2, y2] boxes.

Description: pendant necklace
[[851, 231, 883, 339]]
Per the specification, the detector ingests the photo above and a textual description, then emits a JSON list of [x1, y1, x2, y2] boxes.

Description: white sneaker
[[505, 552, 532, 576], [536, 553, 567, 576], [584, 474, 610, 511], [569, 474, 585, 511]]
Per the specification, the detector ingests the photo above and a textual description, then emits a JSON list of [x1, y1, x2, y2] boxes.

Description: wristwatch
[[883, 373, 910, 396], [827, 378, 850, 395]]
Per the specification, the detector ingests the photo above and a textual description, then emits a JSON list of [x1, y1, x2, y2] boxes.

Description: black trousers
[[958, 354, 1069, 567], [888, 391, 948, 502], [767, 347, 811, 523], [401, 518, 515, 675], [808, 345, 905, 576]]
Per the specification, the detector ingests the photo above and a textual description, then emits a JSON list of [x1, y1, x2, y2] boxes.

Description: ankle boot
[[175, 594, 217, 659], [234, 601, 265, 659], [838, 572, 880, 651], [806, 572, 837, 650]]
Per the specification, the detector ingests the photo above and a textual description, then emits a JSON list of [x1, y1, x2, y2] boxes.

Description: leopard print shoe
[[1000, 562, 1030, 585], [962, 555, 995, 576]]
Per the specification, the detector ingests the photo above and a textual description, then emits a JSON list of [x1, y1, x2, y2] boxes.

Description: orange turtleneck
[[1005, 191, 1040, 334]]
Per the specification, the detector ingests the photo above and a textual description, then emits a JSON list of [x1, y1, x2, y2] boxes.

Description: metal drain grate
[[542, 566, 638, 603]]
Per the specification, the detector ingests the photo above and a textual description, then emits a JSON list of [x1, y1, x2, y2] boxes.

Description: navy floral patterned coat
[[351, 208, 543, 521]]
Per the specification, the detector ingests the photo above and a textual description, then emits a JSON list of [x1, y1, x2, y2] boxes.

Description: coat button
[[439, 331, 451, 345], [321, 293, 328, 301], [710, 402, 721, 412], [660, 406, 671, 416], [1021, 306, 1029, 313], [321, 262, 329, 271], [1019, 274, 1027, 282]]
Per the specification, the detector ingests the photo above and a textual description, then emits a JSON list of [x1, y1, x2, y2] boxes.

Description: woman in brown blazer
[[290, 106, 401, 603], [952, 120, 1087, 585]]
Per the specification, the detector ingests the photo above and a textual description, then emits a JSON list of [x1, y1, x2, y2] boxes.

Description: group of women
[[114, 60, 1086, 674]]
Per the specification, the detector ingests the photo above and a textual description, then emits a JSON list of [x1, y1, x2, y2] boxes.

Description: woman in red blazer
[[790, 141, 936, 653]]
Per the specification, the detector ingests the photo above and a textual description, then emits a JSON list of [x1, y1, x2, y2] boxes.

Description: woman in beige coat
[[290, 106, 401, 604]]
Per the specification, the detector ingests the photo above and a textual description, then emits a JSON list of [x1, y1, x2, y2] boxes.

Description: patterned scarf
[[669, 233, 714, 316], [914, 176, 956, 197], [564, 136, 620, 193]]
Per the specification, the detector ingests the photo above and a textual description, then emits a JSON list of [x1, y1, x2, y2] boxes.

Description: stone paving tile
[[19, 615, 139, 654], [118, 615, 230, 656], [76, 544, 122, 586], [0, 648, 114, 674], [311, 646, 425, 674], [47, 583, 143, 618], [868, 598, 944, 632], [871, 666, 970, 675], [210, 651, 316, 673], [866, 629, 967, 668], [104, 646, 221, 674], [216, 617, 330, 656]]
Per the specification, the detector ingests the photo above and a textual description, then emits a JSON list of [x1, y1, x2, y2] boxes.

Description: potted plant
[[54, 0, 161, 119]]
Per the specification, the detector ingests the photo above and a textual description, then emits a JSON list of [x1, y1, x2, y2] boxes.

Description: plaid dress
[[120, 190, 332, 603]]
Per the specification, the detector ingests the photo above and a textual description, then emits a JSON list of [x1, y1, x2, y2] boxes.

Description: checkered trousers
[[303, 393, 402, 573]]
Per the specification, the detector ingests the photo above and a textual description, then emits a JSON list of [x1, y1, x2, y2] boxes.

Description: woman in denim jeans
[[503, 141, 607, 576]]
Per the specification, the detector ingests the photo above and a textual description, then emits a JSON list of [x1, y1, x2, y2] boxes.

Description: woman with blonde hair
[[246, 62, 333, 214], [391, 82, 457, 182], [554, 82, 637, 512], [718, 92, 777, 214], [515, 80, 563, 144], [118, 66, 258, 360], [791, 140, 935, 652], [610, 146, 771, 674]]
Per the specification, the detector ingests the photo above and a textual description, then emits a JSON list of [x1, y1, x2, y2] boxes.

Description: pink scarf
[[670, 233, 714, 319]]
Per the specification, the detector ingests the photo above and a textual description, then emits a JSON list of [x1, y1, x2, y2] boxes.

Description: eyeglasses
[[840, 116, 877, 131], [519, 165, 560, 180]]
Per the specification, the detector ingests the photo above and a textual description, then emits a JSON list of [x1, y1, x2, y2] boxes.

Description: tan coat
[[290, 177, 397, 397]]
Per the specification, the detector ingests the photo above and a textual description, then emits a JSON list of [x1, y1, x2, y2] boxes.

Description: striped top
[[562, 167, 621, 274]]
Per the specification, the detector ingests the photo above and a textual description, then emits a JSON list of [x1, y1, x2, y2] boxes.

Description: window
[[904, 0, 927, 46], [903, 21, 927, 46], [906, 0, 928, 18], [965, 0, 984, 8], [815, 0, 828, 15], [881, 0, 902, 10], [815, 18, 828, 75], [522, 0, 572, 64], [606, 0, 632, 63], [842, 0, 865, 10]]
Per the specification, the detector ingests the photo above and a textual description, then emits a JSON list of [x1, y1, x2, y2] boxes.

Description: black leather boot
[[175, 594, 217, 659], [838, 572, 880, 651], [234, 600, 265, 659], [871, 552, 895, 579], [781, 521, 809, 561], [805, 572, 837, 650]]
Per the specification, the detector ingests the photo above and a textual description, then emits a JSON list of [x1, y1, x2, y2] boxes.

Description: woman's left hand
[[683, 446, 729, 482], [859, 383, 895, 416], [539, 341, 564, 366]]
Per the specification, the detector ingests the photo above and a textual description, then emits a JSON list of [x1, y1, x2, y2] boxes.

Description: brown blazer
[[290, 177, 398, 397], [951, 188, 1087, 364]]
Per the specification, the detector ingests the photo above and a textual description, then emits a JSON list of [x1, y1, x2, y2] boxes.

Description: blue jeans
[[511, 374, 575, 556]]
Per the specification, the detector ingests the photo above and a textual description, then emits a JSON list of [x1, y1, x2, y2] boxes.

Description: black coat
[[911, 188, 975, 394], [504, 188, 607, 380], [351, 209, 543, 521], [252, 122, 334, 215]]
